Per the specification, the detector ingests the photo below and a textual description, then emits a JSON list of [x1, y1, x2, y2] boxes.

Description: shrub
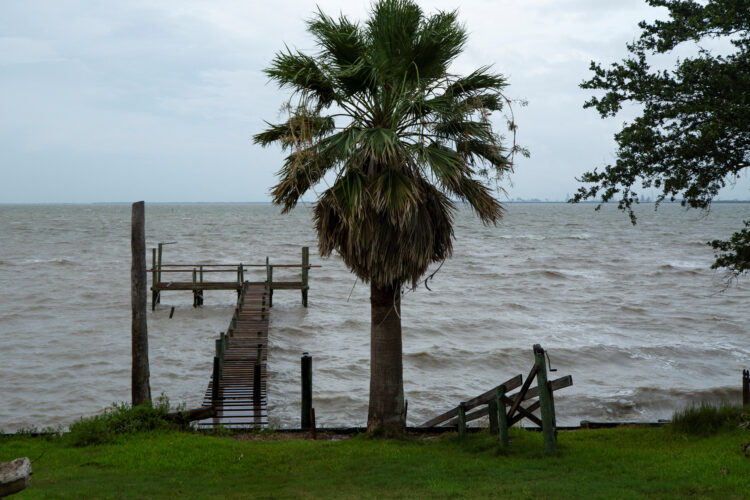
[[68, 396, 176, 446], [670, 402, 749, 436]]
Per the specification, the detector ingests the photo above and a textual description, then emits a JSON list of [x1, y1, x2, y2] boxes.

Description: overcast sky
[[1, 0, 748, 203]]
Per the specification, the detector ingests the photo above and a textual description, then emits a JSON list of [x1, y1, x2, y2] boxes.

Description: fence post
[[301, 246, 309, 307], [301, 352, 312, 430], [488, 399, 499, 435], [743, 369, 749, 407], [534, 344, 556, 454], [495, 386, 509, 447], [310, 407, 317, 439], [457, 402, 467, 439]]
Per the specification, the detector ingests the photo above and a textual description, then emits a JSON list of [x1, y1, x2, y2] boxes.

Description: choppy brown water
[[1, 202, 748, 431]]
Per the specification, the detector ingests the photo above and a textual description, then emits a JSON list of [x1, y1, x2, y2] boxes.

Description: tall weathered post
[[301, 352, 312, 430], [131, 201, 152, 406], [743, 369, 749, 407], [534, 344, 556, 454]]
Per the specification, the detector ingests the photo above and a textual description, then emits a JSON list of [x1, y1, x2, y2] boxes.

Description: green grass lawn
[[2, 427, 749, 499]]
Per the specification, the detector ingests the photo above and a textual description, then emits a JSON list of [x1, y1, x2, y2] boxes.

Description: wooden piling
[[211, 356, 220, 404], [534, 344, 556, 454], [301, 352, 312, 430], [253, 351, 262, 407], [743, 369, 749, 407], [266, 258, 273, 307], [157, 243, 163, 284], [457, 402, 467, 438], [192, 268, 198, 307], [151, 248, 158, 310], [301, 247, 309, 307], [215, 338, 223, 376], [131, 201, 151, 406]]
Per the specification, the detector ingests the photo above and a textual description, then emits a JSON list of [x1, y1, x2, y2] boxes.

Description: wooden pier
[[148, 245, 317, 429], [198, 282, 270, 428]]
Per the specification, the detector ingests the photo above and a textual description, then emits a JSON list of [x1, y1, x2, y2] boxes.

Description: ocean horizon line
[[1, 200, 749, 206]]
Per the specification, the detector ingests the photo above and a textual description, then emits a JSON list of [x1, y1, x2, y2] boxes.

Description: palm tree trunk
[[367, 281, 405, 434]]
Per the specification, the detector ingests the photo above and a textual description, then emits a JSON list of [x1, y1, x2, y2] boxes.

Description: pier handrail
[[151, 246, 314, 309], [148, 265, 321, 272]]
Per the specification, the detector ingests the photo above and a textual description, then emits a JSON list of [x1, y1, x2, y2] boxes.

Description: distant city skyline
[[1, 0, 748, 203]]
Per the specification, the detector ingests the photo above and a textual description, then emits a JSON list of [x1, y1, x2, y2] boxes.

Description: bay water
[[1, 202, 748, 431]]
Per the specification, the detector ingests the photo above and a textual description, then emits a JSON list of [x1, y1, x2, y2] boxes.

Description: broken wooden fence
[[420, 344, 572, 454]]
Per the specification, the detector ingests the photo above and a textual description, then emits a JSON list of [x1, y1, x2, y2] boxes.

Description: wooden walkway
[[148, 245, 318, 429], [197, 282, 270, 428]]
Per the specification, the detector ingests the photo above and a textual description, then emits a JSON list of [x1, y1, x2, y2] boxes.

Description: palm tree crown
[[255, 0, 518, 289]]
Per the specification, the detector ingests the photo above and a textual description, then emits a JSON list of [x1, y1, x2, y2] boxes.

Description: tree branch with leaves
[[572, 0, 749, 279]]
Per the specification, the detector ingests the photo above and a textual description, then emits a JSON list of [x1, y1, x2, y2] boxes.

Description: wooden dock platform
[[197, 282, 270, 428], [148, 245, 318, 429], [150, 246, 314, 308]]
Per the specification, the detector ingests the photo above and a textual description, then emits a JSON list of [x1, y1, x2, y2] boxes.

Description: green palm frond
[[270, 149, 329, 212], [253, 115, 335, 150], [372, 167, 420, 219], [258, 0, 521, 287], [411, 10, 466, 81], [265, 49, 336, 105], [444, 67, 508, 97], [307, 10, 374, 96]]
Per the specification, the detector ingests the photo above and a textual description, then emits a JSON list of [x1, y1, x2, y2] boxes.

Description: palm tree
[[254, 0, 520, 434]]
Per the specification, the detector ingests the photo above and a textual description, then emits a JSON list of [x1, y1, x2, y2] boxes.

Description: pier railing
[[149, 246, 318, 308]]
